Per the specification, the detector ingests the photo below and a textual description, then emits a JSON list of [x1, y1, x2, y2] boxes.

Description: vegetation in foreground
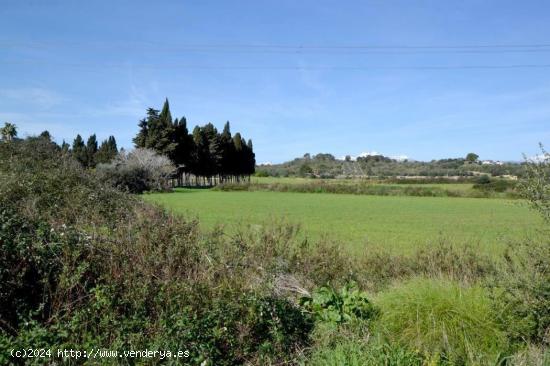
[[1, 136, 549, 365]]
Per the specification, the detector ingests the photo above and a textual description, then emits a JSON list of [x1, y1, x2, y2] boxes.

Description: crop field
[[252, 176, 475, 191], [144, 188, 540, 254]]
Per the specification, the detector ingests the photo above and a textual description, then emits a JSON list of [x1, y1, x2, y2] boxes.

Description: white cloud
[[0, 88, 65, 109]]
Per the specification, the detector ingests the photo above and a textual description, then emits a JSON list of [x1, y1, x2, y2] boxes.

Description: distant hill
[[256, 153, 524, 179]]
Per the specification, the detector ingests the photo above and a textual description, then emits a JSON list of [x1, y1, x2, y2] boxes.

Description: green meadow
[[144, 188, 540, 254]]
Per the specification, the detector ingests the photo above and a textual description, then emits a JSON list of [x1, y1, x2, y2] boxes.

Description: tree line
[[133, 99, 255, 185], [67, 134, 119, 168], [2, 97, 256, 187], [1, 122, 119, 168]]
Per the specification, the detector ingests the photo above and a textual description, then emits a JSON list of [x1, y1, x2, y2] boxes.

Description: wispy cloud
[[0, 87, 66, 109]]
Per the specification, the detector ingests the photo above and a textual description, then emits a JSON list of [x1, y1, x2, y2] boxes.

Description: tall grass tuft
[[374, 278, 507, 364]]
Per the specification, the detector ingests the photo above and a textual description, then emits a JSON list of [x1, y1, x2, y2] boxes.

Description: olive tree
[[519, 144, 550, 222]]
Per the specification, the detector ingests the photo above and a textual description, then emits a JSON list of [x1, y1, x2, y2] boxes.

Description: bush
[[97, 148, 174, 193], [0, 138, 315, 364], [491, 238, 550, 346], [519, 145, 550, 222], [254, 170, 269, 177], [300, 284, 379, 325], [375, 278, 507, 364], [473, 178, 517, 193]]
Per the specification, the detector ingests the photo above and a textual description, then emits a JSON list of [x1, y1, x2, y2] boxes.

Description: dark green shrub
[[492, 238, 550, 346], [0, 208, 62, 331], [473, 178, 517, 193], [476, 174, 491, 184]]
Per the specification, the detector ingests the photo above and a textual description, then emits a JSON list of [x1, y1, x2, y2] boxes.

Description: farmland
[[144, 187, 541, 255]]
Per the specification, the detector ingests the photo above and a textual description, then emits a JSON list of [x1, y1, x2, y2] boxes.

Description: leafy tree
[[466, 153, 479, 163], [1, 122, 17, 142], [299, 163, 313, 177]]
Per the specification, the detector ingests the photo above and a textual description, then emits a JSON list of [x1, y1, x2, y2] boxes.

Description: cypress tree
[[61, 140, 70, 153], [173, 116, 193, 166], [203, 123, 222, 177], [72, 134, 87, 166], [232, 133, 244, 178], [96, 135, 118, 164], [192, 126, 209, 178], [86, 134, 98, 168], [246, 139, 256, 175], [159, 98, 173, 126], [220, 121, 235, 179], [39, 130, 51, 141]]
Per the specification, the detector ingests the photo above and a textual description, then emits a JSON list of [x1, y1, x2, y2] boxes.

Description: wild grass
[[374, 278, 508, 364]]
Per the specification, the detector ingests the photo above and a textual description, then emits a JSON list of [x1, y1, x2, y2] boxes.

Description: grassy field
[[252, 176, 475, 191], [144, 188, 540, 254]]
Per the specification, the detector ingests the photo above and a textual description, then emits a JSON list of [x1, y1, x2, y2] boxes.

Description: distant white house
[[481, 160, 504, 166]]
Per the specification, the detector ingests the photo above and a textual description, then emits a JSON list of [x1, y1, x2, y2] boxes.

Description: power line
[[3, 59, 550, 70], [3, 40, 550, 53]]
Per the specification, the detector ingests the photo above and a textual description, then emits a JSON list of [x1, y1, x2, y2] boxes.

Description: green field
[[252, 176, 475, 191], [144, 188, 540, 254]]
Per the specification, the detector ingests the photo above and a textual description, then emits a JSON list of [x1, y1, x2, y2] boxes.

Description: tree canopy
[[1, 122, 17, 142], [133, 99, 255, 181], [70, 134, 118, 168]]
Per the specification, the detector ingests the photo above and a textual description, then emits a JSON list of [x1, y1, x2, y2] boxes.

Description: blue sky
[[1, 0, 549, 163]]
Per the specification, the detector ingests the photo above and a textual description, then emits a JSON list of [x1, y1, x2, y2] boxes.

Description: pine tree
[[135, 105, 177, 157], [134, 118, 149, 147]]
